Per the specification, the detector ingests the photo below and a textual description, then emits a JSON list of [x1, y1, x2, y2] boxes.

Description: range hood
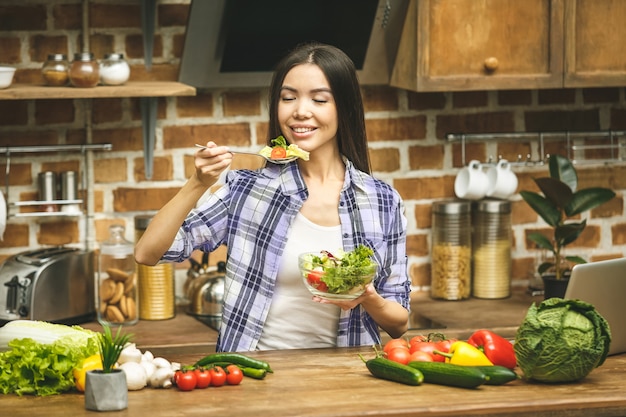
[[178, 0, 409, 89]]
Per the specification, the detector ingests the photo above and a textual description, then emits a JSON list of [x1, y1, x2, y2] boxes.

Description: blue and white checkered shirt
[[163, 159, 410, 352]]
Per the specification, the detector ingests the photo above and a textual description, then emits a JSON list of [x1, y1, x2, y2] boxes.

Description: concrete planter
[[84, 369, 128, 411]]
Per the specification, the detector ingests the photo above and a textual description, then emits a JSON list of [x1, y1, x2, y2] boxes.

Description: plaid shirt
[[164, 159, 410, 352]]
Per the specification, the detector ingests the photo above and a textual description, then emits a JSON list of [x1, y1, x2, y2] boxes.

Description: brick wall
[[1, 0, 625, 294]]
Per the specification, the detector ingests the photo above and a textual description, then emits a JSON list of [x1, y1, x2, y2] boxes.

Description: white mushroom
[[119, 361, 148, 391]]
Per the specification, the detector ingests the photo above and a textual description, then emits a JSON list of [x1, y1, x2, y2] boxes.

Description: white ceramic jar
[[99, 53, 130, 85]]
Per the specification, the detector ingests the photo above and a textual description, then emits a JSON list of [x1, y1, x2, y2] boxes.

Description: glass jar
[[472, 200, 512, 299], [42, 54, 69, 86], [430, 199, 472, 300], [69, 52, 100, 88], [96, 224, 138, 326], [134, 215, 176, 320], [99, 53, 130, 86]]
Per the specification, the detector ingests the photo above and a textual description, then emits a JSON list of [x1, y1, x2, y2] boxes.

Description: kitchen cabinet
[[391, 0, 626, 92], [564, 0, 626, 87]]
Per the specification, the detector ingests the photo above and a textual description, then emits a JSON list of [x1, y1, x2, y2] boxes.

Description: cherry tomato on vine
[[383, 338, 409, 354], [386, 347, 412, 365], [194, 368, 211, 389], [409, 350, 435, 362], [175, 369, 197, 391], [225, 364, 244, 385], [209, 366, 227, 387]]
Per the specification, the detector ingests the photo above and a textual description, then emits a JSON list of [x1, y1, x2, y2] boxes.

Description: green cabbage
[[0, 320, 99, 396], [514, 298, 611, 383]]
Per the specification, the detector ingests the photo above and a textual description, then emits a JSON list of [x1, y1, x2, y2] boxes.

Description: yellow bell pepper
[[73, 354, 103, 392], [437, 341, 494, 366]]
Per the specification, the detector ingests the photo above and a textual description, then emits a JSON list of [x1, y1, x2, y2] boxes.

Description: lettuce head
[[514, 298, 611, 383]]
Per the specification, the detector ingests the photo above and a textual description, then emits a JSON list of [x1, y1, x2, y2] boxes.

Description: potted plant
[[84, 325, 132, 411], [520, 154, 615, 298]]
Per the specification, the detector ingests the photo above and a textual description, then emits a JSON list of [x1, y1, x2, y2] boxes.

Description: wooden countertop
[[5, 346, 626, 417]]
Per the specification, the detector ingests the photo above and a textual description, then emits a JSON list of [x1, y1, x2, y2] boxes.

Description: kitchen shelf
[[0, 81, 196, 180], [0, 81, 195, 100]]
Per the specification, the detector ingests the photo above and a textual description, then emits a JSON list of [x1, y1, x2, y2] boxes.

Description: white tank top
[[257, 212, 342, 350]]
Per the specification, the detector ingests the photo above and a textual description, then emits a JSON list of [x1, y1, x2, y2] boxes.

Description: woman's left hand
[[311, 283, 376, 310]]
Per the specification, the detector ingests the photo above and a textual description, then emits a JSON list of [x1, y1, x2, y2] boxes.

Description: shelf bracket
[[140, 97, 157, 180]]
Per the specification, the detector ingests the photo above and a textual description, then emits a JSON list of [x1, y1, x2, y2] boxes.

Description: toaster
[[0, 246, 95, 325]]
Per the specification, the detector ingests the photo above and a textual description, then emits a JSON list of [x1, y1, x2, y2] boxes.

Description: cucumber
[[365, 357, 424, 386], [407, 361, 487, 389], [473, 365, 519, 385], [194, 353, 273, 373]]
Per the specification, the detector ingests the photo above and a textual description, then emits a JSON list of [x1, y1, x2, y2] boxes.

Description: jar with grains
[[431, 199, 472, 300], [99, 53, 130, 86], [42, 54, 69, 86], [96, 224, 138, 326], [69, 52, 100, 88], [472, 199, 512, 299]]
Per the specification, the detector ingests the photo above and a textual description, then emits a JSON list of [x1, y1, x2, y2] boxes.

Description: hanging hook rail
[[446, 130, 626, 167]]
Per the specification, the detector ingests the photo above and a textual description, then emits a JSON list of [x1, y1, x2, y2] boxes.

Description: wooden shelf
[[0, 81, 196, 100]]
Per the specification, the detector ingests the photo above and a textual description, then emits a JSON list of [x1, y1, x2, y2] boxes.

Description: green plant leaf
[[538, 262, 555, 274], [527, 232, 555, 253], [549, 154, 577, 191], [534, 177, 574, 211], [520, 191, 561, 227], [565, 187, 616, 217], [565, 255, 587, 265], [555, 221, 586, 247]]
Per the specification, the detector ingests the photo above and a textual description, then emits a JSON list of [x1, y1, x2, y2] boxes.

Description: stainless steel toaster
[[0, 246, 95, 325]]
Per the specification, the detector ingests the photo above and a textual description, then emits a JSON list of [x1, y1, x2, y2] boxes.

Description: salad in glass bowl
[[298, 245, 378, 300]]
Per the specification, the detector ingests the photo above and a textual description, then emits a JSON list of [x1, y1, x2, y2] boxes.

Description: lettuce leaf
[[0, 323, 99, 396]]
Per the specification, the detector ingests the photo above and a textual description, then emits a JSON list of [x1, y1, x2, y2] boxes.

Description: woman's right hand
[[194, 141, 233, 187]]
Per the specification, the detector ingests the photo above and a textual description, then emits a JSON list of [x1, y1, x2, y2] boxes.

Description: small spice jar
[[42, 54, 69, 86], [69, 52, 100, 88], [99, 53, 130, 86]]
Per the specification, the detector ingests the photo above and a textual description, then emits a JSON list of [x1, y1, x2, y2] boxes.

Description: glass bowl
[[298, 252, 377, 300]]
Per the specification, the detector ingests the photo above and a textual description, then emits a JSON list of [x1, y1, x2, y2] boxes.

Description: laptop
[[564, 257, 626, 356]]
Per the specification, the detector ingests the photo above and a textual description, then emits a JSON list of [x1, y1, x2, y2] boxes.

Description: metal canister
[[37, 171, 58, 212], [135, 215, 176, 320], [430, 199, 472, 300], [472, 199, 512, 299]]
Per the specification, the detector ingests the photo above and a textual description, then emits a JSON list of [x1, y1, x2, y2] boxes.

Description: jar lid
[[474, 199, 512, 213], [47, 54, 68, 61], [432, 199, 471, 214], [103, 53, 125, 60], [73, 52, 95, 61]]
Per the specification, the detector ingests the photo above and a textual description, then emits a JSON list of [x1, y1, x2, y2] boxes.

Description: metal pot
[[186, 261, 226, 331]]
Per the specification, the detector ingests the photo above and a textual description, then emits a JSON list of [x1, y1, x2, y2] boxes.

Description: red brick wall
[[1, 1, 625, 293]]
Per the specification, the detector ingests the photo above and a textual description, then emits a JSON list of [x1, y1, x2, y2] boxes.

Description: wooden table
[[4, 346, 626, 417]]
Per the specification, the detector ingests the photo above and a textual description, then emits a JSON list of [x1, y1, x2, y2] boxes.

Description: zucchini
[[365, 357, 424, 386], [473, 365, 519, 385], [407, 361, 487, 389]]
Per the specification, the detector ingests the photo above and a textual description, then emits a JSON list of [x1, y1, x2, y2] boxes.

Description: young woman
[[135, 42, 410, 352]]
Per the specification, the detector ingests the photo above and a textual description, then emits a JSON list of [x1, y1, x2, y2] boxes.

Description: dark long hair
[[267, 43, 370, 173]]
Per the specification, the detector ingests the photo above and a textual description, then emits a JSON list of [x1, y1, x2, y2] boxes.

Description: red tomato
[[225, 364, 244, 385], [383, 338, 409, 354], [270, 147, 287, 159], [386, 347, 412, 365], [409, 350, 434, 362], [175, 370, 197, 391], [209, 366, 227, 387], [194, 368, 211, 389], [306, 271, 328, 292]]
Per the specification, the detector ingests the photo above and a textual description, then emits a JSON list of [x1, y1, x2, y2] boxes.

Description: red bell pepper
[[467, 329, 517, 369]]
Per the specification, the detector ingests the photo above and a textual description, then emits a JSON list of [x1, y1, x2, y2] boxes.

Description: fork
[[194, 144, 297, 164]]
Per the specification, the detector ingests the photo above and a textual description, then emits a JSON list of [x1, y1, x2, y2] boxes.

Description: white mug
[[454, 160, 488, 200], [486, 159, 518, 200]]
